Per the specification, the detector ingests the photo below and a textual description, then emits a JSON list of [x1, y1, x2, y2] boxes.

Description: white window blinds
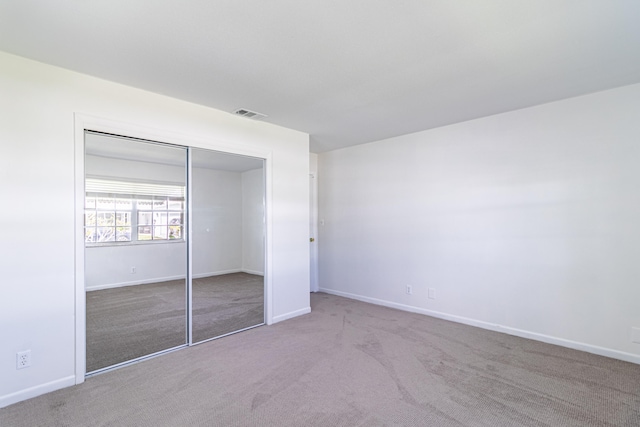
[[85, 178, 185, 198]]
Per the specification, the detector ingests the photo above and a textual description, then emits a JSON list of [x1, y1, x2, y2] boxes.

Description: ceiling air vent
[[234, 109, 268, 120]]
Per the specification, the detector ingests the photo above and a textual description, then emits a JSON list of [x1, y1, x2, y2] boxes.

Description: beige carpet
[[3, 293, 640, 426], [192, 273, 264, 343], [87, 272, 264, 372]]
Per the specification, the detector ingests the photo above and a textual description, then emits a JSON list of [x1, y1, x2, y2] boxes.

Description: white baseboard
[[86, 275, 186, 291], [86, 269, 265, 291], [0, 375, 75, 409], [319, 287, 640, 366], [193, 269, 264, 278], [192, 269, 242, 279], [272, 306, 311, 324], [242, 269, 265, 277]]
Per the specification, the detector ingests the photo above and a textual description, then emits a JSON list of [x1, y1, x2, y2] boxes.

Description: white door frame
[[309, 173, 319, 292], [74, 113, 273, 383]]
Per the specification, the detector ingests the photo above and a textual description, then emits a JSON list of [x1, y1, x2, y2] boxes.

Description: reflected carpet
[[86, 272, 263, 372]]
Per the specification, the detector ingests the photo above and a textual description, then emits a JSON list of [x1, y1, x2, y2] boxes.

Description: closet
[[84, 132, 265, 373]]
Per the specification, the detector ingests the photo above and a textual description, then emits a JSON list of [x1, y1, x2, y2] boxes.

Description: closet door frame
[[73, 114, 273, 384]]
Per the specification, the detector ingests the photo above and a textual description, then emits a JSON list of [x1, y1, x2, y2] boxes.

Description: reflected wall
[[190, 148, 265, 343]]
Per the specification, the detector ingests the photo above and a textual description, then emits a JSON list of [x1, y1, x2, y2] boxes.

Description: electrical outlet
[[428, 288, 436, 300], [130, 267, 136, 274], [632, 327, 640, 344], [406, 285, 412, 295], [16, 350, 31, 369]]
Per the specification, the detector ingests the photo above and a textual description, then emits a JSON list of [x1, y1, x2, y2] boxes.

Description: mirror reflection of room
[[84, 132, 188, 373], [190, 148, 265, 343], [84, 133, 266, 373]]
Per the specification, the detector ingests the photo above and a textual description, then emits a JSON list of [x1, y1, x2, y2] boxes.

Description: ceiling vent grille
[[234, 109, 268, 120]]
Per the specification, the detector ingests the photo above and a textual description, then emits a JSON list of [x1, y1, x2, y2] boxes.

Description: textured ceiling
[[2, 1, 640, 152]]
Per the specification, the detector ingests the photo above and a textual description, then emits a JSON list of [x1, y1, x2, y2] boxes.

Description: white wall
[[242, 168, 265, 275], [86, 242, 187, 289], [0, 51, 310, 407], [318, 83, 640, 364], [191, 167, 243, 277]]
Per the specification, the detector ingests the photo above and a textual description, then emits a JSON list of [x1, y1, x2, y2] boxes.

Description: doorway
[[82, 130, 266, 374], [309, 173, 319, 292]]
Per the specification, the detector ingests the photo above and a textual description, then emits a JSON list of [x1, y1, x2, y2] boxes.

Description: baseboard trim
[[319, 288, 640, 366], [86, 275, 187, 291], [241, 269, 265, 277], [0, 375, 75, 409], [86, 269, 265, 291], [192, 269, 242, 279], [271, 307, 311, 324]]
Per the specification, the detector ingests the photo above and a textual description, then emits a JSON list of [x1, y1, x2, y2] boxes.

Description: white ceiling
[[2, 1, 640, 153]]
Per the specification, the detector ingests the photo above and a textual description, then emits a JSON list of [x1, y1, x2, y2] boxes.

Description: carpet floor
[[3, 292, 640, 426], [86, 272, 264, 372]]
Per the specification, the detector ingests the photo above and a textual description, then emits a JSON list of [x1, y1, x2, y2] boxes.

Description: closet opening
[[81, 130, 266, 375]]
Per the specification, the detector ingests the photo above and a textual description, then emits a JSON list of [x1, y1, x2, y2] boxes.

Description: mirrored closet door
[[190, 148, 265, 343], [84, 132, 188, 373], [84, 132, 265, 374]]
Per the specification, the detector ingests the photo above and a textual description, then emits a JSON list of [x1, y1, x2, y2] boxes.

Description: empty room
[[1, 1, 640, 426]]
